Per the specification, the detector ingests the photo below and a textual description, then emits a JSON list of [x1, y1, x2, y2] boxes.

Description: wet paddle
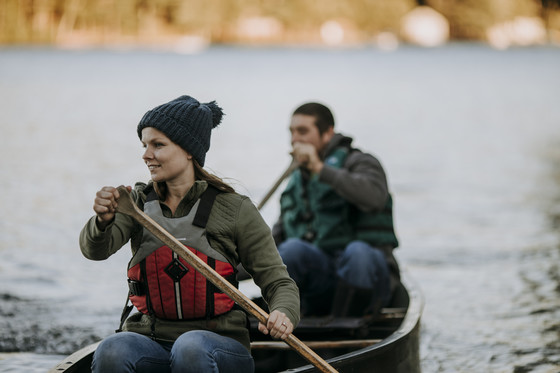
[[115, 186, 338, 373], [257, 159, 299, 210]]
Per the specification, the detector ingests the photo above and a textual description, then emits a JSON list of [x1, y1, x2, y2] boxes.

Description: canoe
[[249, 271, 423, 372], [49, 271, 423, 373]]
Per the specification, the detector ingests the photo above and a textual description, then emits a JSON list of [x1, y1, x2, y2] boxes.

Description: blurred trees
[[429, 0, 559, 39], [0, 0, 559, 45]]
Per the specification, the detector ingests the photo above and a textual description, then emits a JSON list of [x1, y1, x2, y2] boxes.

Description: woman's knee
[[173, 331, 209, 355], [171, 331, 252, 373], [92, 332, 172, 373], [95, 333, 134, 358], [172, 331, 222, 369], [92, 333, 139, 372]]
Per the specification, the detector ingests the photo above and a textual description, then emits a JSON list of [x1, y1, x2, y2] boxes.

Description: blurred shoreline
[[2, 2, 560, 51]]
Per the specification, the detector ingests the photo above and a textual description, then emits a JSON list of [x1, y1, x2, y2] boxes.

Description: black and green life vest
[[280, 147, 398, 255]]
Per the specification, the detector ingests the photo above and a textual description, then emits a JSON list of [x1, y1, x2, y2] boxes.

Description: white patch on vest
[[173, 252, 183, 319], [326, 156, 338, 165]]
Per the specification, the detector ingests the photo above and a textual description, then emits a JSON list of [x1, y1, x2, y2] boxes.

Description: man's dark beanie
[[137, 95, 224, 167]]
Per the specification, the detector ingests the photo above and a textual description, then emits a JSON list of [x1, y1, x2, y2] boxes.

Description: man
[[273, 102, 400, 317]]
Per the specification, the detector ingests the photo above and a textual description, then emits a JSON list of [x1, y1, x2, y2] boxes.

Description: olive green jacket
[[79, 180, 300, 351]]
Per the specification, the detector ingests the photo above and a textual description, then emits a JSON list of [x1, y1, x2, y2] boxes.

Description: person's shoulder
[[216, 189, 243, 199], [215, 190, 250, 209], [347, 146, 378, 160], [212, 191, 260, 227], [346, 147, 384, 170], [217, 191, 260, 214]]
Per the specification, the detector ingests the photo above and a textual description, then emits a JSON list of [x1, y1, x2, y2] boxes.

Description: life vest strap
[[193, 185, 220, 228]]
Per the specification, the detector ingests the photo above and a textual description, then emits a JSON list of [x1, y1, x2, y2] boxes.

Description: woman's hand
[[93, 186, 131, 229], [258, 310, 293, 340]]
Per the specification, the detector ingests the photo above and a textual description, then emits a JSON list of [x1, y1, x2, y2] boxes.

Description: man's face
[[289, 114, 330, 153]]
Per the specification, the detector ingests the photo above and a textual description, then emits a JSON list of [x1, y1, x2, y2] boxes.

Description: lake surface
[[0, 44, 559, 372]]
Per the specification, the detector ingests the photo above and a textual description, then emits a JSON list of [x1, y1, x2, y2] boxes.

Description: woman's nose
[[142, 147, 152, 160]]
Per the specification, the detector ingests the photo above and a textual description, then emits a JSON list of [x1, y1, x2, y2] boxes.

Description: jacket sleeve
[[235, 198, 300, 326], [319, 150, 389, 212], [271, 219, 285, 246], [79, 213, 136, 260]]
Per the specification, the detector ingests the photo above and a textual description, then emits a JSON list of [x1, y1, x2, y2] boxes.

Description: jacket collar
[[320, 133, 353, 160]]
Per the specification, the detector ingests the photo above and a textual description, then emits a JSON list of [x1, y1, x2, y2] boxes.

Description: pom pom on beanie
[[137, 95, 224, 166]]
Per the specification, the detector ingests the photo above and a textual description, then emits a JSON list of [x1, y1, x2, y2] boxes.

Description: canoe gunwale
[[47, 342, 100, 373]]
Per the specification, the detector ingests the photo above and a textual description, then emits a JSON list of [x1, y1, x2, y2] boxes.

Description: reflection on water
[[0, 353, 62, 372], [544, 142, 560, 232], [0, 45, 559, 372]]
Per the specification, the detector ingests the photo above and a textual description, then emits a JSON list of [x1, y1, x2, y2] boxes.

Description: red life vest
[[126, 186, 237, 320]]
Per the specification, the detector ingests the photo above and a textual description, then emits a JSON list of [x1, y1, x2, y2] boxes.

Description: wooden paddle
[[257, 159, 299, 210], [115, 186, 338, 373]]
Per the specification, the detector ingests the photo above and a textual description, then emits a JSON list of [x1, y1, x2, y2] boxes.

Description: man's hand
[[292, 142, 323, 175]]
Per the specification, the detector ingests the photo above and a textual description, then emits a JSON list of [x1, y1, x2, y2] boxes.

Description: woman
[[79, 95, 300, 373]]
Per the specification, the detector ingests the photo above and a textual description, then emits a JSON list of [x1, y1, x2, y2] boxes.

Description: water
[[1, 44, 559, 372]]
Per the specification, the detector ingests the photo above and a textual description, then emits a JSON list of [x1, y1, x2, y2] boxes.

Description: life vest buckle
[[303, 231, 316, 242], [127, 279, 145, 296]]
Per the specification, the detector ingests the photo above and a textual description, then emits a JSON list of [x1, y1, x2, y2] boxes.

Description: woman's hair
[[153, 160, 234, 199], [194, 161, 235, 193]]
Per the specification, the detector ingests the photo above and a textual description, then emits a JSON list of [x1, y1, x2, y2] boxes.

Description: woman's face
[[141, 127, 193, 183]]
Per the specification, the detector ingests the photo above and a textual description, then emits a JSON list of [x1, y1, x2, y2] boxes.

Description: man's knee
[[278, 238, 306, 252], [278, 238, 310, 263], [338, 242, 389, 285], [343, 241, 385, 266]]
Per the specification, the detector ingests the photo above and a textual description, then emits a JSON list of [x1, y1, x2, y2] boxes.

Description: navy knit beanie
[[137, 95, 224, 167]]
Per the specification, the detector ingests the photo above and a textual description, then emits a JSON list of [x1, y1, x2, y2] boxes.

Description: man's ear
[[321, 126, 335, 144]]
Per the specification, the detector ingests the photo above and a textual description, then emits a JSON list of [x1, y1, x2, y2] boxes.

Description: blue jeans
[[92, 331, 254, 373], [278, 238, 391, 315]]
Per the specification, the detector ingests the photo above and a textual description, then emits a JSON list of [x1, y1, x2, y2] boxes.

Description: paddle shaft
[[257, 159, 299, 210], [115, 187, 338, 373]]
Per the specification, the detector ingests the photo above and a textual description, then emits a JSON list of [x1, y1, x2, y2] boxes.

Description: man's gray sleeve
[[318, 150, 389, 212]]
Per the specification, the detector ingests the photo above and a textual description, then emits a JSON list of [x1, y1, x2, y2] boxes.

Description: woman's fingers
[[258, 310, 293, 340], [93, 186, 119, 221]]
